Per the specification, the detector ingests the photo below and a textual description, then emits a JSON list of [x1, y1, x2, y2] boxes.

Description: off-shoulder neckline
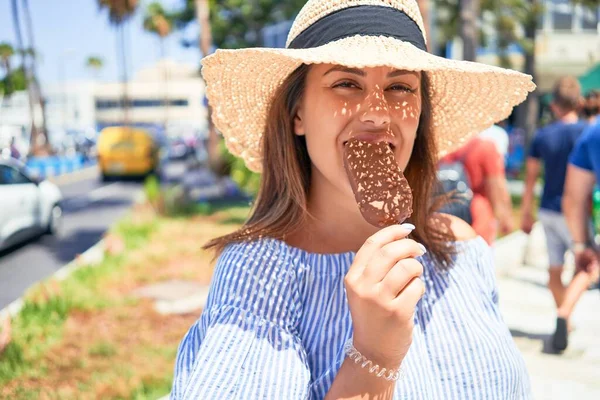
[[258, 235, 487, 258]]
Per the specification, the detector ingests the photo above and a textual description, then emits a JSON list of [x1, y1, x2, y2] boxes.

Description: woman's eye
[[333, 81, 360, 89], [389, 84, 415, 93]]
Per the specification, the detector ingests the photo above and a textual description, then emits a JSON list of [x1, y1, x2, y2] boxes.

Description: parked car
[[0, 157, 63, 251], [97, 126, 161, 181], [167, 137, 193, 161]]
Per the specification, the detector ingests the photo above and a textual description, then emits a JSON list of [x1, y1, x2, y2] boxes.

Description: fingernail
[[400, 223, 416, 232], [418, 243, 427, 254]]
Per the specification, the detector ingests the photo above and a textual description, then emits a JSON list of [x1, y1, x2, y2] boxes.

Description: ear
[[294, 107, 305, 136]]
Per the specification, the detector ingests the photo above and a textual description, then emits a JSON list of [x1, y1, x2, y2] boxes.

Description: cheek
[[390, 96, 421, 170], [304, 95, 355, 143], [389, 96, 421, 127]]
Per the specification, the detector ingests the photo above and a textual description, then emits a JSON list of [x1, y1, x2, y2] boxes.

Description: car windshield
[[0, 164, 30, 185]]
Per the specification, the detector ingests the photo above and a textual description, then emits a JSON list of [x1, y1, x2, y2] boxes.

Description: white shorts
[[538, 209, 572, 268]]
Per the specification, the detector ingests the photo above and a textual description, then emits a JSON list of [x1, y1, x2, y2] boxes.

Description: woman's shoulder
[[432, 212, 479, 242], [216, 237, 302, 273], [205, 238, 307, 324]]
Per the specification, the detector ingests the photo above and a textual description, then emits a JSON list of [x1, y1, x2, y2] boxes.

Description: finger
[[379, 259, 424, 299], [362, 239, 426, 283], [347, 224, 416, 280], [391, 277, 425, 316]]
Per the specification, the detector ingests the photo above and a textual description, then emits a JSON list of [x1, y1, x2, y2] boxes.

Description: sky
[[0, 0, 202, 85]]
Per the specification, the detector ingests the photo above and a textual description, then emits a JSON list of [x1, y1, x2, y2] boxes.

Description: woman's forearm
[[325, 359, 398, 400]]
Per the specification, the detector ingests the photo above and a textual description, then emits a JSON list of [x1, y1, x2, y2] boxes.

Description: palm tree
[[459, 0, 480, 61], [143, 2, 173, 130], [10, 0, 41, 154], [97, 0, 139, 126], [21, 0, 50, 151], [194, 0, 222, 172], [85, 56, 104, 79], [0, 43, 15, 95], [0, 42, 15, 115]]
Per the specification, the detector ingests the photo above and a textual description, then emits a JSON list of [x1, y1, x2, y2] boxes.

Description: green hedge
[[220, 140, 261, 196]]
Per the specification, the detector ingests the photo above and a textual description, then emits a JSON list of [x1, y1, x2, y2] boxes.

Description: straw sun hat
[[202, 0, 536, 172]]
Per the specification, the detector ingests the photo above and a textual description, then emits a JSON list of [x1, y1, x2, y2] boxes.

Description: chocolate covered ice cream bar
[[343, 139, 413, 227]]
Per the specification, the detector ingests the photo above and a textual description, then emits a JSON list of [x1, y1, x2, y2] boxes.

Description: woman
[[171, 1, 535, 399]]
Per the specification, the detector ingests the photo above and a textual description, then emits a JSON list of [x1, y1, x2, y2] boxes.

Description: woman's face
[[294, 64, 422, 199]]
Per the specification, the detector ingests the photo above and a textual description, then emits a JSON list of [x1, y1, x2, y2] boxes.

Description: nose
[[358, 90, 391, 128]]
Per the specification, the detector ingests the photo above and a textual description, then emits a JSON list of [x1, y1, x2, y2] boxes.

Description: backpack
[[436, 159, 474, 225]]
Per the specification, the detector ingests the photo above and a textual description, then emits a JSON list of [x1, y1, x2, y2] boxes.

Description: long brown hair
[[205, 64, 457, 266]]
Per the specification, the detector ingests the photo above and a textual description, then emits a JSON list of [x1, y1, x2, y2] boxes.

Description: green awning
[[579, 63, 600, 95]]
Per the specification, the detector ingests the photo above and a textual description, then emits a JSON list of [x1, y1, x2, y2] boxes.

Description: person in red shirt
[[441, 137, 513, 244]]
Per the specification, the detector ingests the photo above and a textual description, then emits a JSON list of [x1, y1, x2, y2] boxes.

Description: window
[[170, 99, 189, 107], [96, 98, 189, 110], [0, 165, 32, 185], [96, 99, 121, 109], [552, 0, 573, 31], [581, 7, 599, 31]]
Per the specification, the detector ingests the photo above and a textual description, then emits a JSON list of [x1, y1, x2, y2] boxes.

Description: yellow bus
[[97, 126, 160, 181]]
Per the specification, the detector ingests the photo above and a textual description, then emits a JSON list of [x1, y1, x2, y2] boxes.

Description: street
[[0, 169, 142, 309], [495, 227, 600, 399]]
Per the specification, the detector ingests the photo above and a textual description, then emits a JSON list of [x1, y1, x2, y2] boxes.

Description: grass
[[88, 342, 117, 358], [0, 201, 251, 399]]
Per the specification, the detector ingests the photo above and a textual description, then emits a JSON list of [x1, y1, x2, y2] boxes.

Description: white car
[[0, 157, 63, 251]]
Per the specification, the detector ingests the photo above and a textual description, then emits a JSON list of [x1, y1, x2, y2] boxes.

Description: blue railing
[[26, 155, 95, 179]]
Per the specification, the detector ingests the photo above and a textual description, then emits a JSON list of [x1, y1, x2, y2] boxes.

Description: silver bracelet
[[344, 339, 404, 381]]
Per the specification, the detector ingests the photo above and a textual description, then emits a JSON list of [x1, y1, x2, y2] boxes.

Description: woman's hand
[[344, 223, 426, 369]]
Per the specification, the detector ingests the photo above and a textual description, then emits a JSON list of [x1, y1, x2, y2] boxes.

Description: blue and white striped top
[[171, 236, 531, 399]]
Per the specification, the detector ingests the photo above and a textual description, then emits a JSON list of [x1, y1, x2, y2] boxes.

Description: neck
[[558, 110, 579, 123], [288, 168, 378, 254]]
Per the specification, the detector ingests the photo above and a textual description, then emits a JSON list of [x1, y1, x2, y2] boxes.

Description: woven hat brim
[[202, 35, 535, 172]]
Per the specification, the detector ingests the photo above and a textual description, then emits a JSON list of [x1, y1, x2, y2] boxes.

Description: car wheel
[[46, 204, 63, 236]]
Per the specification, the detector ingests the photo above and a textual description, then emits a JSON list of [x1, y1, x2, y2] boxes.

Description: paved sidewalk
[[495, 226, 600, 399]]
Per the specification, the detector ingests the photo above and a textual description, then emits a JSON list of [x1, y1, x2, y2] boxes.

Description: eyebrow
[[323, 66, 365, 77], [323, 66, 418, 79]]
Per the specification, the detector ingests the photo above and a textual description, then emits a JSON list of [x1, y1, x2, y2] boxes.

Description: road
[[0, 169, 142, 309]]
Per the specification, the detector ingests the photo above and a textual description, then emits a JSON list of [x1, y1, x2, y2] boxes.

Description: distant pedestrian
[[561, 121, 600, 351], [580, 89, 599, 125], [9, 138, 20, 160], [440, 136, 513, 244], [520, 76, 588, 352], [479, 121, 510, 158]]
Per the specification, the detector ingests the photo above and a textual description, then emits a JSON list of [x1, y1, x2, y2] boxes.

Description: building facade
[[0, 60, 208, 151]]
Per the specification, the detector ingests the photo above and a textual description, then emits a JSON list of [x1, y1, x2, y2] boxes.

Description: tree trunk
[[195, 0, 222, 174], [11, 0, 39, 155], [10, 0, 25, 91], [1, 59, 13, 94], [117, 24, 130, 127], [160, 38, 169, 132], [22, 0, 49, 151], [514, 0, 539, 146], [460, 0, 479, 61]]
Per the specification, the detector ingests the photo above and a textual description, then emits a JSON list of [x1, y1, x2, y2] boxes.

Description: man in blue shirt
[[521, 76, 589, 352], [562, 122, 600, 343]]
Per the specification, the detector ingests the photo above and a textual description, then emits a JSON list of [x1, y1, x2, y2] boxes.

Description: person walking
[[520, 76, 588, 352], [561, 119, 600, 351], [171, 1, 535, 398], [580, 89, 599, 125], [439, 136, 514, 244]]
